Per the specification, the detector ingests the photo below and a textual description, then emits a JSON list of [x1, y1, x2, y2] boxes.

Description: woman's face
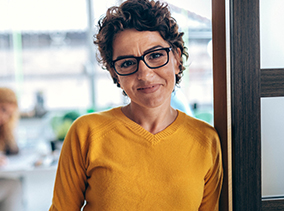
[[0, 103, 16, 126], [112, 29, 180, 109]]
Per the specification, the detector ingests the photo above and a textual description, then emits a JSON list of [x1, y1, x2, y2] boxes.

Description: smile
[[137, 84, 161, 93]]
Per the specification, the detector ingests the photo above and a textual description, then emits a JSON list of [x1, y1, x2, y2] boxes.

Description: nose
[[136, 60, 153, 80]]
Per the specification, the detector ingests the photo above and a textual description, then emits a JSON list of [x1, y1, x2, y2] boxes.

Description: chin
[[142, 98, 170, 109]]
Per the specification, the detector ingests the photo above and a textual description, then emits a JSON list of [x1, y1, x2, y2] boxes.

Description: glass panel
[[167, 0, 213, 125], [261, 97, 284, 198], [260, 0, 284, 68]]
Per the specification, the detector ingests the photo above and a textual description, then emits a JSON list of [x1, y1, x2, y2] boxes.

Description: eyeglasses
[[111, 47, 172, 76]]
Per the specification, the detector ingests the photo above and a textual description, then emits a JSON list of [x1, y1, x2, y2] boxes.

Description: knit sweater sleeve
[[49, 118, 88, 211], [199, 129, 223, 211]]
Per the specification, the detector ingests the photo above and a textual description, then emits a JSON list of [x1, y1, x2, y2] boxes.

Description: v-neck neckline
[[112, 107, 185, 144]]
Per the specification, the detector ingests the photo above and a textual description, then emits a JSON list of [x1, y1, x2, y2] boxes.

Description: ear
[[174, 48, 182, 74]]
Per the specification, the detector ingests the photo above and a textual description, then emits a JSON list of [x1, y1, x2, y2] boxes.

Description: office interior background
[[0, 0, 213, 210]]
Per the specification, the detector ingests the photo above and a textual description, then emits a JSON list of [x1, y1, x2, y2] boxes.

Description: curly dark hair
[[94, 0, 188, 88]]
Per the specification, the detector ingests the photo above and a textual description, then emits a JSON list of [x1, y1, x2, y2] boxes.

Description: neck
[[122, 103, 178, 134]]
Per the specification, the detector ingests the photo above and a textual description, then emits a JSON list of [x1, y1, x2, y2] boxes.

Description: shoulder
[[179, 111, 221, 153], [65, 107, 122, 141], [63, 107, 122, 151], [181, 112, 218, 137], [72, 107, 121, 132], [76, 107, 119, 123]]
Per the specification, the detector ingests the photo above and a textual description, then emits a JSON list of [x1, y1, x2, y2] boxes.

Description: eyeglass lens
[[113, 48, 170, 75]]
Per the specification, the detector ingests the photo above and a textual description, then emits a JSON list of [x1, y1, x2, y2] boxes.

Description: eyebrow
[[113, 45, 164, 61]]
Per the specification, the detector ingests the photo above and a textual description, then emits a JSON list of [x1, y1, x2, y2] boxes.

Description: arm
[[49, 120, 88, 211], [199, 134, 223, 211]]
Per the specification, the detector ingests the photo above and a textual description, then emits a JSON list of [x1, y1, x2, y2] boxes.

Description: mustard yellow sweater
[[49, 107, 223, 211]]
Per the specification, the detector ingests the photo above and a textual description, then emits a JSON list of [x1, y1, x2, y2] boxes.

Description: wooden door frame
[[212, 0, 232, 210], [214, 0, 284, 209], [229, 0, 262, 210], [212, 0, 262, 210]]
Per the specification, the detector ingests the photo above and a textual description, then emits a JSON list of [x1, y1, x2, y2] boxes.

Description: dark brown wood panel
[[230, 0, 261, 210], [262, 199, 284, 211], [261, 68, 284, 97]]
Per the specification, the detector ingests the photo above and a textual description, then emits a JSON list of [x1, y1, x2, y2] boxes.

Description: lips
[[137, 84, 161, 93], [138, 85, 155, 90]]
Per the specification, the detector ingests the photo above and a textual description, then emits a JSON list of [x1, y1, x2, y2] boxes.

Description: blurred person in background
[[49, 0, 223, 210], [0, 87, 23, 211]]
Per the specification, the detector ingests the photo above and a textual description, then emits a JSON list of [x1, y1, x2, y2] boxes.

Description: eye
[[120, 59, 136, 68], [148, 50, 165, 60], [0, 106, 6, 113]]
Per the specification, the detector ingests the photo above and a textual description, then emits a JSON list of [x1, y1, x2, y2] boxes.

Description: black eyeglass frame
[[111, 47, 172, 76]]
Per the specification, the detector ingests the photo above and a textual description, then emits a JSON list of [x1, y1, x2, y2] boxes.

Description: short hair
[[94, 0, 188, 88]]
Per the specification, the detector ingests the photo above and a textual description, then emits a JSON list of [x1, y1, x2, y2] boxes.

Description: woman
[[0, 87, 23, 211], [49, 0, 223, 210], [0, 87, 19, 155]]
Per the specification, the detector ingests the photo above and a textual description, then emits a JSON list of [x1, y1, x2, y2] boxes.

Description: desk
[[0, 150, 58, 211], [0, 150, 57, 177]]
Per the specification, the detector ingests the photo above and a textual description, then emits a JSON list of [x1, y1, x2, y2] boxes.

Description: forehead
[[112, 29, 168, 58]]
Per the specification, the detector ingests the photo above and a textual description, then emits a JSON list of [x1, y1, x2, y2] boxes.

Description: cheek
[[0, 115, 9, 125], [174, 61, 180, 75], [167, 63, 179, 82], [117, 76, 131, 90], [171, 53, 181, 75]]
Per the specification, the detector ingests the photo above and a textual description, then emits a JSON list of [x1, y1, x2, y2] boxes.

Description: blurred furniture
[[0, 149, 57, 211]]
